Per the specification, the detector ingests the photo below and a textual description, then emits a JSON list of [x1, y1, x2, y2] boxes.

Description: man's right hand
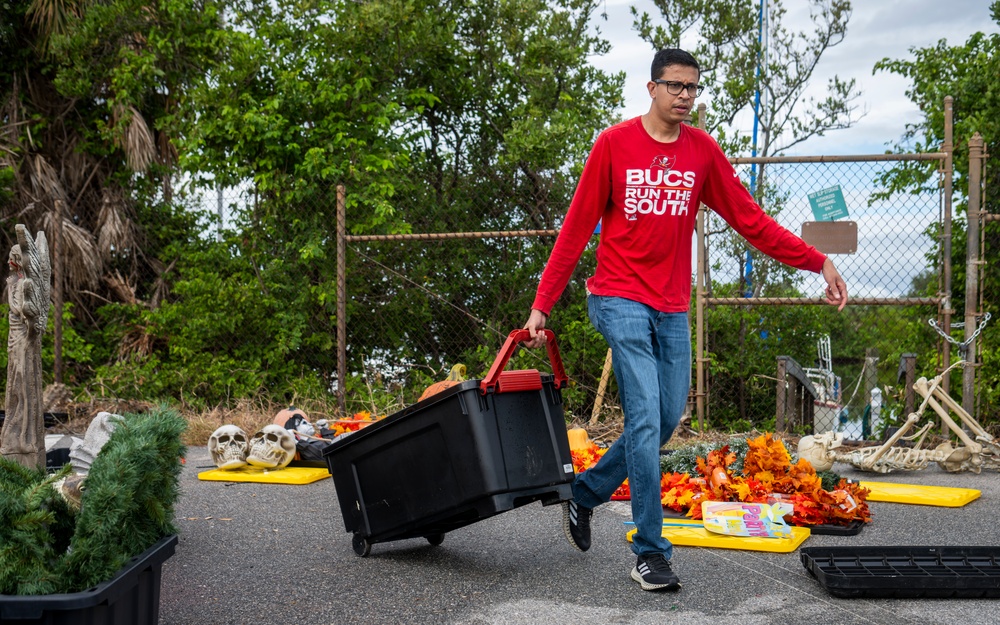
[[821, 258, 848, 311], [523, 308, 548, 348]]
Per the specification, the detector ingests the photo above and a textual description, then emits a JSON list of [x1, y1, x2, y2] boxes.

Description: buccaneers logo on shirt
[[650, 155, 675, 170]]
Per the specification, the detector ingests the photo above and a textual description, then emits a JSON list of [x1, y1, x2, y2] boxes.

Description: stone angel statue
[[1, 225, 52, 469]]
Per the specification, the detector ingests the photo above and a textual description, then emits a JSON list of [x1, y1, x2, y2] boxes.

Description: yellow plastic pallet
[[198, 466, 330, 485], [626, 519, 810, 553], [860, 481, 981, 507]]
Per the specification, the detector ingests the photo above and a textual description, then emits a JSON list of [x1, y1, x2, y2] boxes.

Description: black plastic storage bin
[[801, 545, 1000, 598], [0, 534, 177, 624], [325, 329, 576, 556]]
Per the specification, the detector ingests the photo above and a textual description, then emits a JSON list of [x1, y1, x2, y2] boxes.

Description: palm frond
[[28, 154, 66, 203], [26, 0, 85, 49], [40, 210, 102, 290], [96, 188, 137, 261], [124, 107, 154, 173], [62, 143, 96, 197], [104, 269, 138, 306]]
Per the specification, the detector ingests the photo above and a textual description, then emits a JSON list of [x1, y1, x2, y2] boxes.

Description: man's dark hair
[[651, 48, 700, 80]]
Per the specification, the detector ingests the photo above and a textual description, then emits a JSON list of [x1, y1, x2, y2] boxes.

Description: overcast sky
[[589, 0, 997, 155]]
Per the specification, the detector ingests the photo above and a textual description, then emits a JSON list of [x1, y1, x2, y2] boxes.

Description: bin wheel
[[425, 533, 445, 546], [352, 533, 371, 557]]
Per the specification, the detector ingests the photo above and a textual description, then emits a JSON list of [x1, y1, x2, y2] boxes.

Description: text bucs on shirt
[[624, 156, 696, 218]]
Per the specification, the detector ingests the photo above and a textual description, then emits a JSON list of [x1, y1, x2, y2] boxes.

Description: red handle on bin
[[479, 329, 569, 395]]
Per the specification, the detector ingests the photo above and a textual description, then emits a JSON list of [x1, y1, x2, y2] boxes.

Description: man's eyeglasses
[[653, 80, 704, 97]]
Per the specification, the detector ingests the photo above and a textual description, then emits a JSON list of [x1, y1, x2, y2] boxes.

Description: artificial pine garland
[[0, 461, 74, 595], [0, 406, 186, 594], [660, 436, 751, 475]]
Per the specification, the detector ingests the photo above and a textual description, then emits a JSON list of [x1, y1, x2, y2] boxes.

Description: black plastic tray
[[801, 546, 1000, 598], [807, 519, 865, 536], [0, 534, 177, 624]]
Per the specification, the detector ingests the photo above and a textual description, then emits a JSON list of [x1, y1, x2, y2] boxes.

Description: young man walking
[[522, 48, 848, 591]]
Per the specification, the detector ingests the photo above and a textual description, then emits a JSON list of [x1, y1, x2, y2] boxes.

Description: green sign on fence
[[808, 185, 849, 221]]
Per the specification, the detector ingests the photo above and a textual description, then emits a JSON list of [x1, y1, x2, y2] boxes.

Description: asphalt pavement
[[159, 445, 1000, 625]]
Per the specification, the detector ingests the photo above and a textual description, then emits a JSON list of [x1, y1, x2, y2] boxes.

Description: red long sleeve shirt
[[531, 117, 827, 314]]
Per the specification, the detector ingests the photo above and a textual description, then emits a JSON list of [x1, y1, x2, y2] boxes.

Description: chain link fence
[[698, 156, 946, 440], [336, 151, 953, 440], [173, 104, 993, 441]]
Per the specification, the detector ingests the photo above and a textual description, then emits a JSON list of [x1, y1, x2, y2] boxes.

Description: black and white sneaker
[[561, 500, 592, 551], [631, 553, 681, 591]]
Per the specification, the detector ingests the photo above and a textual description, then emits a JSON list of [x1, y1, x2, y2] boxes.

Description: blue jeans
[[573, 295, 691, 559]]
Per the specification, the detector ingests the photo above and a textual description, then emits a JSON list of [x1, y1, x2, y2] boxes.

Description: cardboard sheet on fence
[[626, 519, 810, 553], [860, 481, 981, 507], [198, 466, 330, 485]]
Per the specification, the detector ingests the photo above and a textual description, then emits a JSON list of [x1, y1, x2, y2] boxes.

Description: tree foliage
[[344, 0, 623, 388], [631, 0, 862, 156], [874, 1, 1000, 418], [83, 0, 624, 407], [1, 0, 224, 305]]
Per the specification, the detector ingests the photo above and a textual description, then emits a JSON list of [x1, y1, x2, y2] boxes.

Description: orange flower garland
[[570, 445, 630, 499], [574, 433, 870, 527], [331, 411, 384, 436]]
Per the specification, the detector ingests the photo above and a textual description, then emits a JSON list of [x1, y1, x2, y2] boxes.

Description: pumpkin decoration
[[273, 406, 310, 431], [419, 364, 467, 401]]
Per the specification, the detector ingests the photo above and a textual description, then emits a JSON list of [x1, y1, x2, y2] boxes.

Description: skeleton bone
[[913, 377, 983, 460], [799, 362, 999, 473], [913, 373, 1000, 471], [835, 438, 974, 473], [914, 376, 1000, 468], [855, 412, 934, 472]]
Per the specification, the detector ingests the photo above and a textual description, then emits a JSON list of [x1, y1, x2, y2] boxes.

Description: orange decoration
[[572, 432, 871, 528], [709, 466, 730, 489], [418, 380, 462, 401], [569, 443, 630, 500], [330, 411, 386, 436], [419, 364, 467, 401]]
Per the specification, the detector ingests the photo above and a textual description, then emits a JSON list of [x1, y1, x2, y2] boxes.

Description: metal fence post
[[776, 356, 788, 432], [337, 184, 347, 416], [941, 96, 954, 395], [899, 353, 917, 416], [964, 133, 985, 417], [695, 103, 708, 432]]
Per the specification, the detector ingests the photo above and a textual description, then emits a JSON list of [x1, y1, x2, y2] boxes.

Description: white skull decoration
[[797, 431, 843, 473], [247, 424, 296, 469], [208, 425, 250, 470]]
